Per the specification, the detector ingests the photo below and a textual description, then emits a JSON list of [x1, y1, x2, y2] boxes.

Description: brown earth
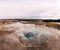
[[0, 21, 60, 50]]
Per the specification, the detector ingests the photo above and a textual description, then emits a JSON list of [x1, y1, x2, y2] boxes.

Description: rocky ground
[[0, 21, 60, 50]]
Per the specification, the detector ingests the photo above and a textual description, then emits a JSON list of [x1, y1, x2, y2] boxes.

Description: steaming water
[[3, 22, 60, 42]]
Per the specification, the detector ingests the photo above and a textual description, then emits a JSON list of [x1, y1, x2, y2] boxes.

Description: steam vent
[[0, 20, 60, 50]]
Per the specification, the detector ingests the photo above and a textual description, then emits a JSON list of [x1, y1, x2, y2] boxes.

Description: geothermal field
[[0, 20, 60, 50]]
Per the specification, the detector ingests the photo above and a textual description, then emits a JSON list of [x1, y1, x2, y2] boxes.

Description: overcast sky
[[0, 0, 60, 19]]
